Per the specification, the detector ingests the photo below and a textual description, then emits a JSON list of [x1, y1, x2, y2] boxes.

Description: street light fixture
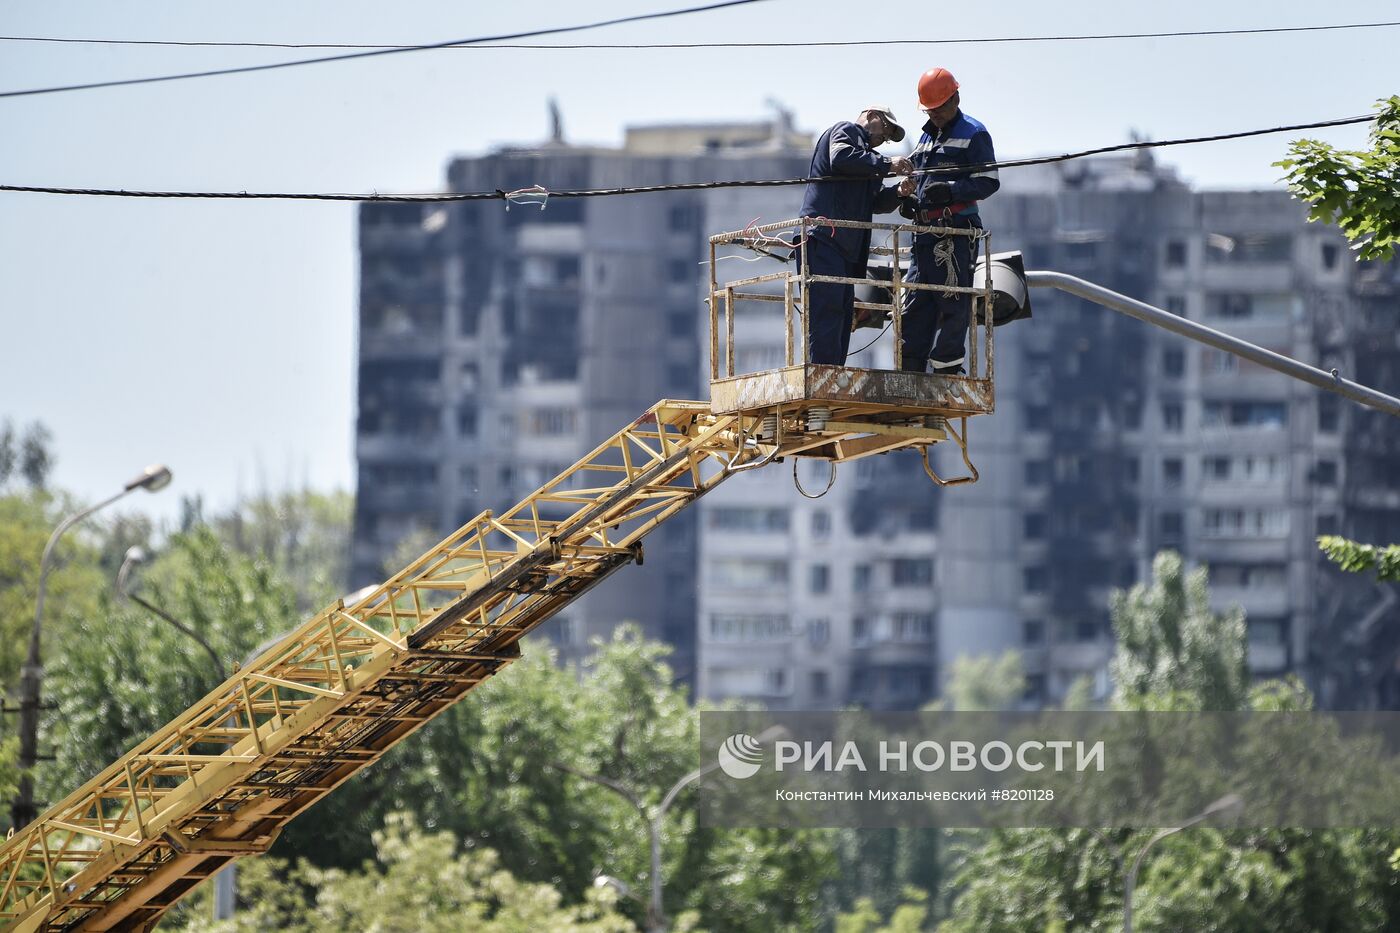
[[553, 724, 789, 933], [10, 464, 173, 832], [1122, 794, 1243, 933], [116, 546, 225, 679]]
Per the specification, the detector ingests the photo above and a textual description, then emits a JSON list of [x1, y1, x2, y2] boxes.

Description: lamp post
[[10, 465, 172, 832], [1122, 794, 1243, 933], [117, 546, 225, 679], [553, 724, 788, 932], [116, 543, 238, 920]]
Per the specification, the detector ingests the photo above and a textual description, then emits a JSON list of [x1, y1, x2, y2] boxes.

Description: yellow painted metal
[[1, 216, 999, 932]]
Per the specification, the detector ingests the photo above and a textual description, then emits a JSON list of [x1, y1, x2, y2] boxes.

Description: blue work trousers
[[796, 236, 860, 366], [899, 219, 981, 373]]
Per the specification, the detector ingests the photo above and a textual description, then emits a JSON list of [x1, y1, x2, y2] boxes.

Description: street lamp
[[117, 546, 225, 679], [1122, 794, 1243, 933], [10, 464, 173, 831], [553, 724, 788, 933]]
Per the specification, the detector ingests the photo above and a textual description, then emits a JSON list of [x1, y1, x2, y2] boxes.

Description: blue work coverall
[[796, 121, 902, 365], [899, 111, 1000, 373]]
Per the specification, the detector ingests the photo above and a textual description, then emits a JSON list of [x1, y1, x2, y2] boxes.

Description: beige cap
[[863, 105, 906, 143]]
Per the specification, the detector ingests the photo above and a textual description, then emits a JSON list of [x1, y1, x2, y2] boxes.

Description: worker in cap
[[795, 107, 914, 366], [896, 68, 1000, 374]]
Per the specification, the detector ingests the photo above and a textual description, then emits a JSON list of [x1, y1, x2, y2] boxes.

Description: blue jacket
[[799, 121, 902, 268], [905, 111, 999, 225]]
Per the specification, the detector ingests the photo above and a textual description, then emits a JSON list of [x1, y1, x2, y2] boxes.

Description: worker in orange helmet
[[895, 68, 1000, 374]]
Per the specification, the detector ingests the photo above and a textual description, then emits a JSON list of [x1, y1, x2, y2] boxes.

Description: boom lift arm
[[0, 396, 954, 932]]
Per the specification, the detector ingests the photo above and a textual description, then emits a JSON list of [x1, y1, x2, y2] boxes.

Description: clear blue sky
[[1, 1, 1394, 524]]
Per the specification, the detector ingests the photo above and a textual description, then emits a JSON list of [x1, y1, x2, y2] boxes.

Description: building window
[[1318, 397, 1340, 433], [891, 558, 933, 587], [709, 614, 791, 642], [1023, 512, 1046, 540], [853, 564, 872, 593], [1023, 404, 1051, 431], [812, 511, 832, 538], [1314, 459, 1338, 486], [668, 259, 692, 283], [668, 203, 701, 232], [709, 558, 789, 588], [668, 311, 693, 337], [892, 613, 934, 642], [1317, 513, 1339, 535], [708, 507, 789, 532], [1159, 511, 1183, 537], [1165, 294, 1187, 316], [1161, 402, 1183, 433], [1165, 240, 1187, 267], [807, 618, 831, 649], [457, 407, 478, 436], [1162, 348, 1185, 378], [1076, 619, 1100, 641], [809, 564, 831, 595], [1024, 459, 1049, 486], [1202, 401, 1286, 430], [1163, 458, 1184, 488], [1023, 565, 1048, 593], [523, 407, 577, 436], [853, 616, 871, 646], [1122, 402, 1142, 431], [1202, 508, 1290, 539], [1022, 619, 1044, 645], [1201, 348, 1238, 374], [1321, 242, 1340, 270], [810, 669, 830, 698]]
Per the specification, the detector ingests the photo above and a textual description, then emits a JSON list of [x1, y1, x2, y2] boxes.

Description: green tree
[[213, 489, 352, 612], [1110, 551, 1247, 711], [46, 527, 298, 794], [1278, 96, 1400, 590], [163, 811, 635, 933], [941, 651, 1027, 711], [1317, 534, 1400, 583], [1276, 95, 1400, 262], [836, 887, 931, 933], [938, 551, 1400, 932]]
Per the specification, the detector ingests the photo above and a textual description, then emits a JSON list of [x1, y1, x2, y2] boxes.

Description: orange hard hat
[[918, 68, 960, 109]]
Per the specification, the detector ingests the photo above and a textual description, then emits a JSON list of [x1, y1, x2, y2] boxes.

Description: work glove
[[922, 182, 954, 208]]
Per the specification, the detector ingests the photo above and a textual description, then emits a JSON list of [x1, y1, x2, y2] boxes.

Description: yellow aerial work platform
[[706, 216, 996, 485], [0, 218, 998, 932]]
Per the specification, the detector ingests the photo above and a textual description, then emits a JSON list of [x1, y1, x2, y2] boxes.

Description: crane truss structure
[[1, 218, 997, 931]]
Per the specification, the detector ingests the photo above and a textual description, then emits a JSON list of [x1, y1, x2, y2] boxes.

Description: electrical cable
[[0, 0, 770, 99], [3, 19, 1396, 50], [0, 112, 1377, 203]]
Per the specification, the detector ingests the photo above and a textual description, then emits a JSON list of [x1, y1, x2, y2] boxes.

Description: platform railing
[[708, 217, 994, 382]]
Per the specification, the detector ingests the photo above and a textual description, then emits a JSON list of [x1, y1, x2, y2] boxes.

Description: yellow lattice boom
[[0, 217, 996, 931]]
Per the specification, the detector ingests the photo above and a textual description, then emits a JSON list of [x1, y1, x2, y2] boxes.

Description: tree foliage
[[1110, 551, 1248, 711], [1276, 95, 1400, 262], [938, 550, 1400, 932], [164, 812, 635, 933], [1318, 534, 1400, 583], [941, 651, 1027, 712], [46, 526, 299, 795]]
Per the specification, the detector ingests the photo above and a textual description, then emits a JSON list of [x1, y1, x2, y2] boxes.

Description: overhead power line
[[2, 19, 1397, 51], [0, 0, 770, 100], [0, 113, 1376, 204]]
